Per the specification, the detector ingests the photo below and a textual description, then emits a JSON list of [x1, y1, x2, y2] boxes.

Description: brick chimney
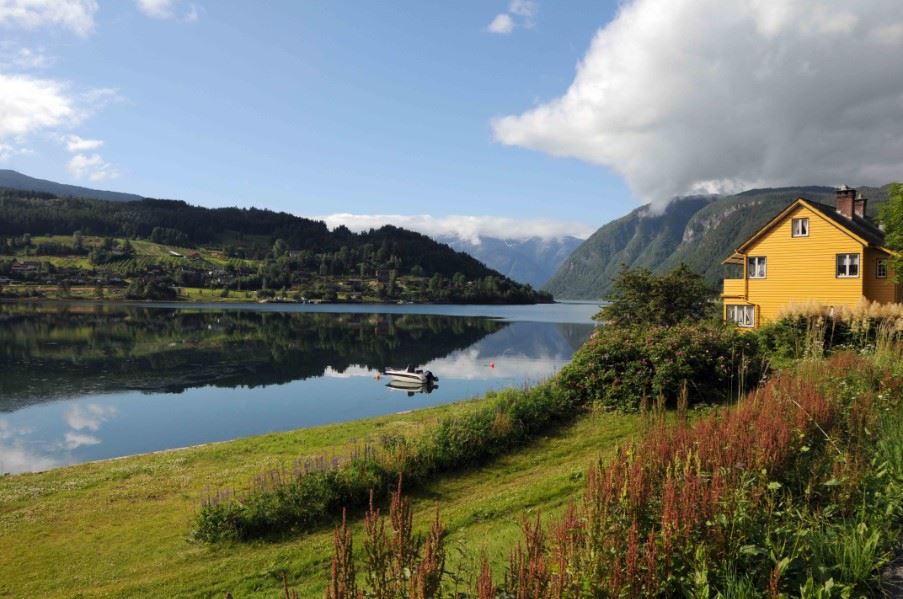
[[836, 185, 856, 219], [854, 192, 867, 218]]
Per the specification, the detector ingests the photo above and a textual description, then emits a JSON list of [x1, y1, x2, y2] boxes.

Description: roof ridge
[[800, 196, 885, 246]]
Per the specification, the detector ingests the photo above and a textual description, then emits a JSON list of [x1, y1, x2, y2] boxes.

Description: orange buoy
[[489, 362, 495, 368]]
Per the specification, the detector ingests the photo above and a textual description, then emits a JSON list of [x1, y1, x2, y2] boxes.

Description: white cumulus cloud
[[67, 152, 117, 181], [487, 0, 536, 34], [509, 0, 537, 21], [63, 133, 103, 151], [0, 0, 98, 36], [0, 72, 74, 138], [135, 0, 198, 22], [487, 13, 513, 34], [492, 0, 903, 208], [316, 214, 593, 245], [0, 142, 30, 161], [0, 43, 53, 69]]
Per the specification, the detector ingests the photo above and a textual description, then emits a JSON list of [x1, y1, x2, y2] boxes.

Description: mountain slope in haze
[[0, 169, 143, 203], [439, 235, 584, 289], [542, 196, 715, 299], [544, 185, 893, 300]]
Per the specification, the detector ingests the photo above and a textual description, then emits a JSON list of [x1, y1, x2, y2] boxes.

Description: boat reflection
[[385, 378, 439, 397]]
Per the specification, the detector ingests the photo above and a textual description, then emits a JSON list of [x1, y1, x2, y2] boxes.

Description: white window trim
[[791, 217, 809, 238], [727, 304, 756, 328], [836, 253, 860, 279], [877, 259, 888, 279], [747, 256, 767, 279]]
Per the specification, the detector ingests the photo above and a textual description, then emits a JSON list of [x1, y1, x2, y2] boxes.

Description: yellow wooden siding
[[743, 204, 864, 323], [722, 278, 745, 298], [863, 247, 899, 303]]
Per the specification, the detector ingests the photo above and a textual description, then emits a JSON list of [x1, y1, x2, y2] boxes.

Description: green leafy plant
[[596, 263, 717, 326]]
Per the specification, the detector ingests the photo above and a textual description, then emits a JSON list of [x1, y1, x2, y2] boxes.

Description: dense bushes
[[195, 384, 580, 542], [596, 264, 717, 326], [758, 300, 903, 361], [558, 321, 762, 411], [125, 276, 178, 300], [195, 319, 761, 541]]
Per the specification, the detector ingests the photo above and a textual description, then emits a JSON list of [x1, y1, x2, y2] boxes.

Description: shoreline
[[0, 405, 436, 479]]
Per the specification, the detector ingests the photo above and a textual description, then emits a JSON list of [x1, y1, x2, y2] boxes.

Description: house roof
[[803, 200, 886, 247], [731, 197, 889, 256]]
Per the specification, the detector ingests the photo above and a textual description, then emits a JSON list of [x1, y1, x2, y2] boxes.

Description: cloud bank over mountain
[[492, 0, 903, 209], [317, 214, 593, 244]]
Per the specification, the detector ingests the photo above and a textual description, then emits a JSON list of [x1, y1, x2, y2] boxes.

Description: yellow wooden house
[[722, 186, 901, 328]]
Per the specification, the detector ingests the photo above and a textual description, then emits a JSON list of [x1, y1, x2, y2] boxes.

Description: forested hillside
[[0, 189, 550, 304], [544, 185, 892, 299]]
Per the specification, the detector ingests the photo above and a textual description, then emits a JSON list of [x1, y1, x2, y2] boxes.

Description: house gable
[[735, 198, 872, 254]]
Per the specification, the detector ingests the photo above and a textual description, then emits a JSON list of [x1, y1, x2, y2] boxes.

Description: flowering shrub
[[318, 353, 903, 598], [557, 322, 762, 411]]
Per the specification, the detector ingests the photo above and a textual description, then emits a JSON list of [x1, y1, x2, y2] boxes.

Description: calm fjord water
[[0, 302, 597, 474]]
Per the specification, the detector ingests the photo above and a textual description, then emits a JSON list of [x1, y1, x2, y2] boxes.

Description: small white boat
[[383, 365, 439, 384]]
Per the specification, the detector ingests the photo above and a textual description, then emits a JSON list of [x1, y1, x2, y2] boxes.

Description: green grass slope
[[0, 397, 641, 598]]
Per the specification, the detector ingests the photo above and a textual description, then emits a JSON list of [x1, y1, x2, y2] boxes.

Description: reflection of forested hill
[[0, 304, 504, 409]]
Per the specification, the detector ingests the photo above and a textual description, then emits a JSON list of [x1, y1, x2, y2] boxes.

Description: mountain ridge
[[543, 184, 893, 300], [0, 169, 143, 203]]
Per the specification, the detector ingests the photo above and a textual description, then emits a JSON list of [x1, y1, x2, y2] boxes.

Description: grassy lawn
[[0, 400, 641, 598]]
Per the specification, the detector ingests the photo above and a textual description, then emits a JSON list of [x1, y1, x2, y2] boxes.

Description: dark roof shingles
[[804, 200, 886, 247]]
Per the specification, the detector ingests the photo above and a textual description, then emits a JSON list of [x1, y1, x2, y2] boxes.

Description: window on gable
[[747, 256, 766, 279], [836, 253, 860, 278], [726, 304, 755, 328], [877, 259, 888, 279], [791, 217, 809, 237]]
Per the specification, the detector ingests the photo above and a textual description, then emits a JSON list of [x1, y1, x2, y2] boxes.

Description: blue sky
[[0, 1, 630, 233], [4, 1, 902, 240]]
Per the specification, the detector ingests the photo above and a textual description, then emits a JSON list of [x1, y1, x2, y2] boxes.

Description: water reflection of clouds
[[0, 404, 117, 474], [0, 443, 66, 474], [320, 352, 566, 383], [65, 404, 118, 432], [63, 431, 101, 450], [0, 417, 66, 474], [425, 349, 566, 382]]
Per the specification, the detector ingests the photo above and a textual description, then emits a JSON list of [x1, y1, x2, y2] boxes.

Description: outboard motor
[[424, 370, 438, 383]]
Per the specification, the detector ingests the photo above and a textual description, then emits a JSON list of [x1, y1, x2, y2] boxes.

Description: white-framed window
[[877, 259, 888, 279], [836, 253, 860, 278], [747, 256, 767, 279], [727, 304, 756, 328], [791, 217, 809, 237]]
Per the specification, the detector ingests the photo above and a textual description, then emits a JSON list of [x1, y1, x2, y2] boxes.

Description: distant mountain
[[0, 169, 143, 203], [439, 235, 584, 289], [543, 185, 893, 300]]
